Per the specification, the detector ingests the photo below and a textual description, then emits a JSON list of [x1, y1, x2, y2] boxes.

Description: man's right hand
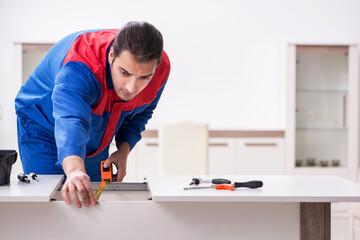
[[61, 155, 97, 208]]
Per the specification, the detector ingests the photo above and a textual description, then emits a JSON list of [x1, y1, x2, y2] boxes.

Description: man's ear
[[108, 47, 114, 64]]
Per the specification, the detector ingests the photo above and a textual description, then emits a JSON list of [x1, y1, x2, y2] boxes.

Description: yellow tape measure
[[94, 180, 109, 200], [94, 160, 115, 200]]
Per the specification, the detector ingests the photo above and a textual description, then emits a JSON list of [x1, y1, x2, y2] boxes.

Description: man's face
[[108, 49, 158, 101]]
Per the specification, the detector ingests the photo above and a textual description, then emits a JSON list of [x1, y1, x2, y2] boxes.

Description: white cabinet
[[286, 44, 359, 240], [209, 137, 285, 175], [235, 138, 285, 175], [354, 216, 360, 240], [124, 134, 285, 179], [118, 133, 285, 181], [331, 203, 353, 240], [208, 138, 237, 175], [286, 44, 359, 181]]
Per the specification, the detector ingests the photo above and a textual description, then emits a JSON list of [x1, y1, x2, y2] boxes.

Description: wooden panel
[[209, 130, 285, 138], [146, 143, 233, 147], [142, 130, 158, 137], [142, 130, 285, 138], [22, 43, 54, 52], [296, 45, 348, 54], [300, 202, 330, 240]]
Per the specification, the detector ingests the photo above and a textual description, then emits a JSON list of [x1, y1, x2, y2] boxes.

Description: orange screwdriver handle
[[215, 184, 235, 191]]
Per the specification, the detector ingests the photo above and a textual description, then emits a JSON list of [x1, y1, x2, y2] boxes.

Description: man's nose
[[125, 77, 137, 93]]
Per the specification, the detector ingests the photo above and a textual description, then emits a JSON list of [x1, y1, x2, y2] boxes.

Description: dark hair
[[112, 21, 163, 65]]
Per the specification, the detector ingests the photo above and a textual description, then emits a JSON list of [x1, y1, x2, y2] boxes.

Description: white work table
[[1, 175, 360, 240], [0, 175, 63, 202], [147, 175, 360, 202]]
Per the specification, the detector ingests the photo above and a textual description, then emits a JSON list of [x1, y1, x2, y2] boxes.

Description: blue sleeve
[[52, 62, 101, 167], [115, 77, 169, 150]]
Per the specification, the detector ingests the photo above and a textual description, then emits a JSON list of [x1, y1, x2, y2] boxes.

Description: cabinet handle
[[245, 143, 277, 147], [146, 143, 158, 147], [343, 94, 347, 128], [209, 143, 228, 147]]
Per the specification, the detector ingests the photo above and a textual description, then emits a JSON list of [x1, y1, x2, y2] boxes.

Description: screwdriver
[[17, 173, 30, 183], [190, 177, 231, 185], [184, 180, 263, 190], [30, 173, 39, 182]]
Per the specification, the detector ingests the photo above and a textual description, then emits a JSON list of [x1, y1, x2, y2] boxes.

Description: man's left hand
[[103, 142, 130, 182]]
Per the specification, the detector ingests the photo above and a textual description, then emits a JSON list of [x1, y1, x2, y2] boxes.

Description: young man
[[15, 22, 170, 208]]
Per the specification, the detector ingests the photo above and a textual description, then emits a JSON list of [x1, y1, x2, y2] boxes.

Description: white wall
[[1, 0, 360, 150]]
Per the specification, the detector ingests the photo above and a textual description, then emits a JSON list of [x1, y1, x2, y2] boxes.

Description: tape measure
[[94, 160, 116, 200], [100, 160, 115, 182]]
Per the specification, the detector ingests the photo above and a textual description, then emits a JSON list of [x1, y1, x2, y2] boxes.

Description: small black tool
[[190, 177, 232, 185], [17, 173, 30, 183], [30, 173, 39, 182]]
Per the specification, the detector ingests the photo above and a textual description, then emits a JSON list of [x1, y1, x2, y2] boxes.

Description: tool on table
[[190, 177, 231, 185], [94, 160, 116, 200], [17, 173, 30, 183], [184, 180, 263, 191], [30, 172, 39, 182], [185, 184, 237, 191]]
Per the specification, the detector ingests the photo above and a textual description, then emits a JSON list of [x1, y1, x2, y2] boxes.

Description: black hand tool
[[17, 173, 30, 183], [30, 172, 39, 182], [190, 177, 231, 185]]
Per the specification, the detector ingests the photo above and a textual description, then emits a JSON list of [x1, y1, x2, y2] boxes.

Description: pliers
[[190, 177, 231, 185]]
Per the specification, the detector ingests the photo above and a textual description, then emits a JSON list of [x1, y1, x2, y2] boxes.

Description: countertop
[[0, 175, 63, 202], [2, 174, 360, 203], [147, 175, 360, 202]]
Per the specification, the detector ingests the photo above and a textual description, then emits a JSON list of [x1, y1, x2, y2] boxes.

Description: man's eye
[[140, 76, 150, 80], [121, 71, 129, 76]]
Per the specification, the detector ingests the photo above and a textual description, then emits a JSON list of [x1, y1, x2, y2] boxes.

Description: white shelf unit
[[286, 44, 359, 181], [286, 44, 359, 240]]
